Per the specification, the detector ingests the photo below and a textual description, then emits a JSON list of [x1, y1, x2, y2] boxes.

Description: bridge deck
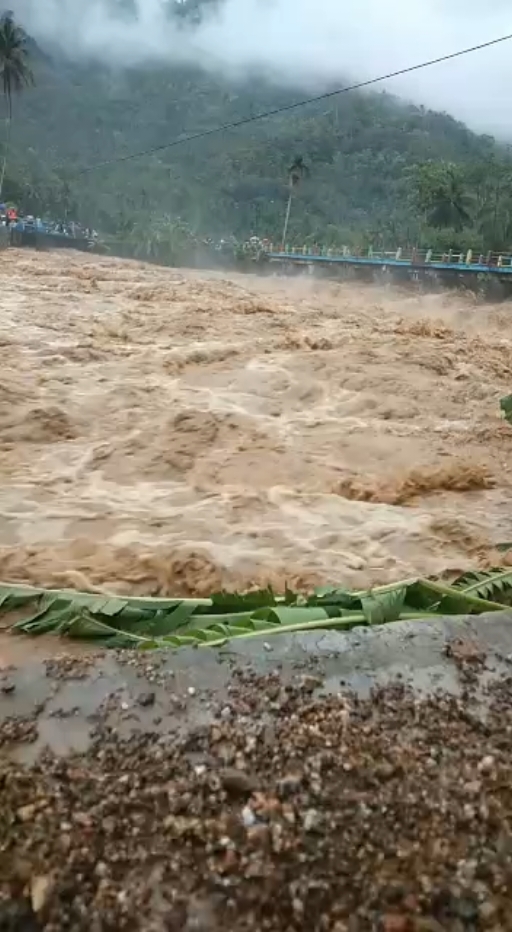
[[267, 252, 512, 276]]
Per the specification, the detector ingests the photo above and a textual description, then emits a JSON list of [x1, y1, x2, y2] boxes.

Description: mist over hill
[[3, 4, 512, 253], [15, 0, 512, 136]]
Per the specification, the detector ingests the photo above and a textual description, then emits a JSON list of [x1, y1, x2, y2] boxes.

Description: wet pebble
[[1, 671, 512, 931], [137, 691, 156, 708], [219, 768, 257, 797]]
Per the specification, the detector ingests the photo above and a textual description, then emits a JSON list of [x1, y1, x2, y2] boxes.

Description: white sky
[[15, 0, 512, 136]]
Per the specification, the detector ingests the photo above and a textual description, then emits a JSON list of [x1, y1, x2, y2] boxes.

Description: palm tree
[[281, 155, 309, 248], [0, 12, 34, 198], [427, 167, 472, 232]]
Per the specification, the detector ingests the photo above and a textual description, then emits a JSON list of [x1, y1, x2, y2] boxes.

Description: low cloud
[[14, 0, 512, 136]]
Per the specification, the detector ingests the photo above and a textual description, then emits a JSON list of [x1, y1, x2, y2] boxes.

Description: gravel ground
[[2, 660, 512, 931]]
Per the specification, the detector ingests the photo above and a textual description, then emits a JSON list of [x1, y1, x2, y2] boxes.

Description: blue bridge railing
[[265, 244, 512, 276]]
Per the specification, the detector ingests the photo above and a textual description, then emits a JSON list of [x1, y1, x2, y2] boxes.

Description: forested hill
[[4, 33, 511, 251]]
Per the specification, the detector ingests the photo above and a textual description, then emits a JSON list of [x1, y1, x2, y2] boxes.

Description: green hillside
[[3, 26, 512, 252]]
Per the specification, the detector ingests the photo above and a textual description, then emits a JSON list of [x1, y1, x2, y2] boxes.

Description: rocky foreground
[[1, 655, 512, 931]]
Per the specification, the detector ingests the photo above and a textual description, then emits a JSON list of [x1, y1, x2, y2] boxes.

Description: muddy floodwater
[[0, 248, 512, 599]]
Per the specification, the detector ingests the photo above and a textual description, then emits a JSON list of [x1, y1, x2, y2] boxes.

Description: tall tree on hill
[[281, 156, 309, 248], [0, 12, 34, 198], [410, 161, 472, 232]]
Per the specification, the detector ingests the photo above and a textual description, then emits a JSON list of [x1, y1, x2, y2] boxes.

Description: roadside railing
[[265, 243, 512, 268]]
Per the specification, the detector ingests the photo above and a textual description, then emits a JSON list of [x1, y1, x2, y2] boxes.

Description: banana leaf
[[1, 569, 511, 651]]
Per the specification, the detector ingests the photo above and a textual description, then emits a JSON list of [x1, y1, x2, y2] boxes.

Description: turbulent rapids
[[0, 248, 512, 603]]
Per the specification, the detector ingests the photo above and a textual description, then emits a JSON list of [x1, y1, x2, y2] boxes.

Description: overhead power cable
[[77, 31, 512, 175]]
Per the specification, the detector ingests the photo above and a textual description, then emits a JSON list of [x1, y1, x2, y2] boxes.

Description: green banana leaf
[[0, 570, 510, 651]]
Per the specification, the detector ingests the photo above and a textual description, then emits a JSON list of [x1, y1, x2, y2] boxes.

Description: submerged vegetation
[[500, 393, 512, 426], [4, 569, 512, 650]]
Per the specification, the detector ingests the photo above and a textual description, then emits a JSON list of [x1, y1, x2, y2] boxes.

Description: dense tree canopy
[[0, 11, 33, 195], [2, 12, 512, 256]]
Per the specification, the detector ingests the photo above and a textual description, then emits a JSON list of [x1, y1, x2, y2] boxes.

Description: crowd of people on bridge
[[0, 203, 98, 243]]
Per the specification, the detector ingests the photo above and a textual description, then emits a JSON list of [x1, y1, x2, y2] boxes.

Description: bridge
[[264, 244, 512, 287]]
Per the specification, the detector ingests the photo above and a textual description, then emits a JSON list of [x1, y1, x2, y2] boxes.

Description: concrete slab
[[1, 613, 512, 760]]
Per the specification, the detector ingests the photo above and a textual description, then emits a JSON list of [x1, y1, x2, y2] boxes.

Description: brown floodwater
[[0, 248, 511, 606]]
